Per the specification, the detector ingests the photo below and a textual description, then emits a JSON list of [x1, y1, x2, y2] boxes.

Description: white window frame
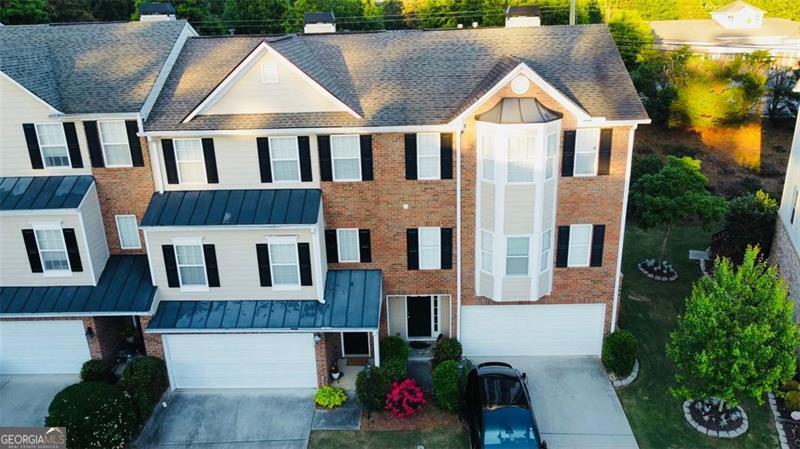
[[340, 332, 371, 357], [545, 133, 557, 181], [35, 123, 71, 168], [32, 222, 71, 277], [97, 120, 132, 168], [574, 129, 600, 177], [330, 134, 362, 182], [480, 230, 493, 274], [505, 236, 530, 277], [416, 133, 441, 180], [481, 134, 495, 182], [267, 236, 301, 291], [336, 228, 361, 263], [507, 135, 536, 183], [540, 228, 552, 273], [791, 188, 799, 226], [173, 238, 208, 292], [115, 215, 141, 249], [418, 227, 441, 270], [261, 62, 278, 83], [432, 295, 440, 334], [268, 136, 301, 183], [567, 224, 593, 268], [173, 138, 207, 185]]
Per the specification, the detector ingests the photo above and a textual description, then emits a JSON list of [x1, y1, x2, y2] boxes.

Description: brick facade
[[771, 220, 800, 319], [139, 316, 165, 359]]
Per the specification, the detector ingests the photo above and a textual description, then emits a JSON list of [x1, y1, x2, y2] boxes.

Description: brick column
[[315, 333, 330, 387], [138, 316, 164, 359]]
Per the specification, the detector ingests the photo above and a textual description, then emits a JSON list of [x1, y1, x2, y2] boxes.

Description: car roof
[[476, 362, 519, 378]]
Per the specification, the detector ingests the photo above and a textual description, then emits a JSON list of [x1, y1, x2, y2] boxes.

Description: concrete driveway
[[470, 357, 638, 449], [137, 389, 315, 449], [0, 375, 77, 426]]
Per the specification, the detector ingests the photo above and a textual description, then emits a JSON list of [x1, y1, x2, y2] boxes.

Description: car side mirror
[[541, 441, 548, 449], [522, 373, 528, 384]]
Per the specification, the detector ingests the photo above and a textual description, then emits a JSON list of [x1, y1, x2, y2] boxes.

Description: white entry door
[[163, 333, 317, 389], [460, 304, 606, 357], [0, 320, 91, 374]]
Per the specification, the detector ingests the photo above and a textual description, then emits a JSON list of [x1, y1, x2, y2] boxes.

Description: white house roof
[[713, 1, 764, 14], [650, 17, 800, 47]]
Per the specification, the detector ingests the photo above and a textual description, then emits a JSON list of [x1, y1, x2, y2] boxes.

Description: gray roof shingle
[[146, 25, 648, 131], [0, 20, 188, 113]]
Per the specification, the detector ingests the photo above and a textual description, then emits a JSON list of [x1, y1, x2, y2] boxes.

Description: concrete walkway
[[311, 391, 360, 431], [470, 357, 639, 449], [0, 375, 77, 426]]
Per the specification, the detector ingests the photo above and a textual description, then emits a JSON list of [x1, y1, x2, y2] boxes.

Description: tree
[[46, 0, 94, 22], [766, 67, 800, 122], [607, 9, 653, 70], [222, 0, 289, 34], [722, 190, 778, 256], [667, 247, 800, 407], [1, 0, 49, 23], [630, 156, 726, 261], [283, 0, 363, 32]]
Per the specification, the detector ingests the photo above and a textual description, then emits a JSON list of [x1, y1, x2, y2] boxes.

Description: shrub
[[631, 154, 664, 186], [382, 357, 408, 382], [723, 190, 778, 254], [315, 386, 347, 408], [45, 382, 136, 449], [80, 359, 114, 383], [356, 366, 391, 414], [119, 356, 168, 421], [385, 378, 425, 420], [781, 380, 800, 392], [602, 330, 639, 377], [432, 360, 460, 413], [786, 391, 800, 411], [380, 336, 409, 361], [434, 337, 462, 366]]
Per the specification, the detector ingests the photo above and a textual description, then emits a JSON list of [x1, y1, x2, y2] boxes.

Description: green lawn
[[617, 225, 779, 449], [308, 428, 469, 449]]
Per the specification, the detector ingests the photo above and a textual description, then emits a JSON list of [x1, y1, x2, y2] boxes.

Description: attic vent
[[304, 11, 336, 34], [261, 63, 278, 84], [505, 5, 541, 28]]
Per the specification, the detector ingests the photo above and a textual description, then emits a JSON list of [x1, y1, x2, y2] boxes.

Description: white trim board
[[0, 70, 63, 115]]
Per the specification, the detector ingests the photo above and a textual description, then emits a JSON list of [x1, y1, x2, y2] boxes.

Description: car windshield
[[482, 374, 528, 409], [482, 407, 538, 449]]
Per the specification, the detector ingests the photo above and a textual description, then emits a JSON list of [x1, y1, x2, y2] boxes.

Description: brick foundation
[[771, 220, 800, 318]]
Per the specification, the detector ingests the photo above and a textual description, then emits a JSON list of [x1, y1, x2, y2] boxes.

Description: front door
[[407, 296, 432, 338], [342, 332, 370, 356]]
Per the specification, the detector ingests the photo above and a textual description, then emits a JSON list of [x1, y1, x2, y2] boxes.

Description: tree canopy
[[722, 190, 778, 256]]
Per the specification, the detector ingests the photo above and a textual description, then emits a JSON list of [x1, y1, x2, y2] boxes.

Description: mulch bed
[[775, 396, 800, 449], [688, 399, 745, 433], [361, 401, 461, 432]]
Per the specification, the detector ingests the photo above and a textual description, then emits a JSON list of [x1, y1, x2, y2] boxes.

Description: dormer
[[711, 1, 764, 29]]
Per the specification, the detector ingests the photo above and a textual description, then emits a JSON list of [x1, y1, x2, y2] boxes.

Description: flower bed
[[769, 393, 800, 449], [682, 398, 748, 438], [361, 402, 461, 432], [638, 259, 678, 281]]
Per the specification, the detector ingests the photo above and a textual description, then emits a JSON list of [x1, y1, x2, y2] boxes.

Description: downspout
[[455, 120, 465, 341], [610, 125, 638, 332]]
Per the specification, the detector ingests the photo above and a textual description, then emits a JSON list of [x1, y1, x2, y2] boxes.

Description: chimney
[[139, 2, 176, 21], [505, 6, 541, 28], [304, 12, 336, 34]]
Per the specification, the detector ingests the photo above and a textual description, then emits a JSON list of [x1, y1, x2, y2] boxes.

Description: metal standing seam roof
[[476, 97, 563, 124], [140, 188, 321, 227], [146, 269, 382, 331], [0, 255, 157, 315], [0, 176, 94, 211]]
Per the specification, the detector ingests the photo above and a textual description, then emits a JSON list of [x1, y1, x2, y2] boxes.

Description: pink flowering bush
[[385, 378, 425, 419]]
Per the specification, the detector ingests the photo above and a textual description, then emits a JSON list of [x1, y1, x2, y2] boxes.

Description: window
[[540, 229, 552, 273], [507, 135, 535, 182], [419, 227, 441, 270], [337, 229, 360, 263], [545, 133, 557, 180], [482, 134, 495, 182], [98, 121, 132, 167], [433, 296, 440, 333], [417, 133, 441, 180], [261, 63, 278, 83], [269, 241, 300, 288], [574, 129, 599, 176], [115, 215, 141, 249], [174, 139, 206, 184], [506, 237, 529, 276], [481, 230, 493, 273], [792, 188, 799, 226], [331, 135, 361, 181], [567, 224, 592, 267], [174, 244, 207, 289], [34, 228, 70, 274], [269, 137, 300, 182], [35, 123, 70, 168]]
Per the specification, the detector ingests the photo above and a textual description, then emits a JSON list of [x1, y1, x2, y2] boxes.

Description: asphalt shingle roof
[[146, 25, 648, 131], [0, 176, 94, 211], [0, 20, 188, 113]]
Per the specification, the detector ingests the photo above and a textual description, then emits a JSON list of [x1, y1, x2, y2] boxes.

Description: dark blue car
[[461, 362, 547, 449]]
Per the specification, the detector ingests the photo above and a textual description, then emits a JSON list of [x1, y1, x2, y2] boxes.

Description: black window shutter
[[556, 226, 570, 268], [256, 244, 272, 287], [203, 244, 220, 287], [590, 225, 606, 267], [325, 230, 339, 263], [21, 229, 43, 273], [359, 229, 372, 263], [298, 243, 313, 286], [298, 136, 313, 182], [126, 120, 144, 167], [598, 129, 613, 176], [256, 137, 272, 183], [22, 124, 44, 169], [162, 245, 180, 287], [62, 228, 83, 272], [561, 130, 576, 177], [318, 135, 332, 181], [360, 135, 373, 181], [202, 138, 218, 183], [83, 121, 105, 168], [404, 134, 417, 180], [407, 228, 419, 270], [62, 123, 83, 168], [162, 139, 179, 184], [440, 227, 453, 269], [440, 133, 453, 180]]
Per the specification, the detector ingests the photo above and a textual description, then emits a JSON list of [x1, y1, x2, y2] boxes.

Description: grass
[[308, 428, 469, 449], [617, 225, 779, 449]]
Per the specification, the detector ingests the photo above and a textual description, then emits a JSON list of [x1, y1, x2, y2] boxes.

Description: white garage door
[[163, 333, 317, 389], [0, 320, 91, 374], [461, 304, 606, 357]]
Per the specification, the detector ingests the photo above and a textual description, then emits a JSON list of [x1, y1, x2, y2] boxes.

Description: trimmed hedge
[[119, 356, 168, 421], [433, 337, 462, 366], [432, 360, 460, 413], [45, 382, 136, 449], [382, 357, 408, 382], [356, 366, 391, 414], [80, 359, 114, 383], [380, 336, 409, 361], [602, 329, 639, 377]]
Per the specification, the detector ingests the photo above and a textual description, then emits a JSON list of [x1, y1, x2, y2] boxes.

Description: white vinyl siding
[[331, 135, 361, 181], [174, 139, 206, 184], [482, 134, 495, 182], [507, 135, 535, 182], [35, 123, 70, 168], [481, 230, 493, 273], [505, 236, 529, 276], [417, 133, 441, 180], [574, 129, 599, 176], [34, 227, 70, 275], [269, 136, 300, 182], [545, 133, 557, 180], [419, 227, 441, 270], [568, 224, 592, 267], [336, 229, 360, 263], [98, 121, 132, 167], [175, 244, 207, 290], [115, 215, 141, 249], [269, 241, 300, 288]]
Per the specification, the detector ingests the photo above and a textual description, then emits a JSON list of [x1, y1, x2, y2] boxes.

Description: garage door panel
[[461, 304, 605, 357], [0, 321, 91, 374], [164, 333, 317, 389]]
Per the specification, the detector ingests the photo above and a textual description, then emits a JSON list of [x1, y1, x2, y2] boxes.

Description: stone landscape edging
[[611, 359, 640, 388], [768, 393, 791, 449], [682, 400, 748, 438]]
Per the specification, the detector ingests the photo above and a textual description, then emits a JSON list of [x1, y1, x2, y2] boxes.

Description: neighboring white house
[[650, 1, 800, 66]]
